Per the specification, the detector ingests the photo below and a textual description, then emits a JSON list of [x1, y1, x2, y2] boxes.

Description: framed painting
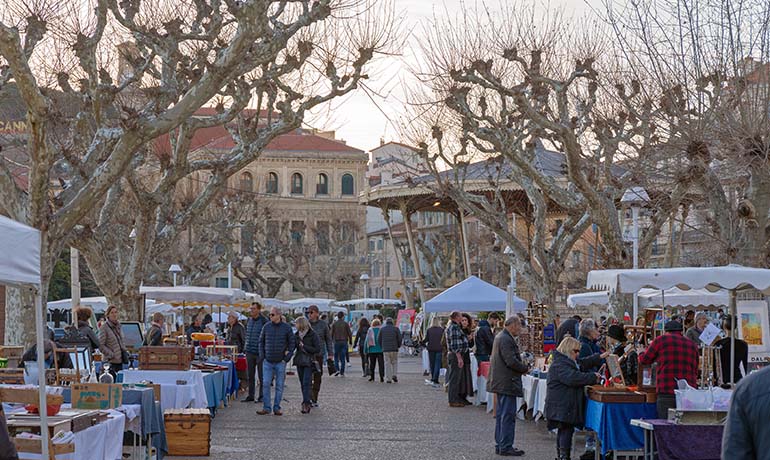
[[737, 301, 770, 353]]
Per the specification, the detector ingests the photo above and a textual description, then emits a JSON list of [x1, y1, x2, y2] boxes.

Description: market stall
[[0, 216, 53, 458], [118, 370, 208, 411], [285, 297, 343, 314], [333, 298, 403, 310], [424, 276, 527, 313]]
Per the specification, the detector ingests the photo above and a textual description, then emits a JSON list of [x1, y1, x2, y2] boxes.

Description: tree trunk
[[105, 291, 145, 323], [4, 286, 35, 346]]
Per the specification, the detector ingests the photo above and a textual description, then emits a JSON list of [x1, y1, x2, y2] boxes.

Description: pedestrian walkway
[[168, 356, 561, 460]]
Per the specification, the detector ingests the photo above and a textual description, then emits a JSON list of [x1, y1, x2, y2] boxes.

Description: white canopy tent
[[0, 216, 51, 457], [567, 288, 730, 309], [586, 265, 770, 384], [260, 298, 295, 311], [47, 296, 173, 314], [139, 286, 252, 306], [333, 298, 403, 308], [424, 276, 528, 313]]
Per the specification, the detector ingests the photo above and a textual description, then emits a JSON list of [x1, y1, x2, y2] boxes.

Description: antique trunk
[[139, 346, 193, 370], [0, 368, 25, 384], [164, 408, 211, 456]]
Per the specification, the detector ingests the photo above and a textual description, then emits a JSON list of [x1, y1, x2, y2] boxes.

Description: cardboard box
[[71, 383, 123, 410]]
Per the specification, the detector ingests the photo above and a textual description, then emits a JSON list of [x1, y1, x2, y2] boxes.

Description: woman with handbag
[[98, 305, 129, 379], [294, 317, 321, 414], [365, 319, 385, 382]]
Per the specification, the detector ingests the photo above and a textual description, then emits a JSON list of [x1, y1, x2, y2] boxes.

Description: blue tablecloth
[[202, 370, 226, 413], [585, 399, 657, 455], [206, 359, 239, 397], [62, 386, 168, 458]]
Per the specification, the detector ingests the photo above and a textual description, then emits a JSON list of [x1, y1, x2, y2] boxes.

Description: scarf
[[366, 326, 378, 347]]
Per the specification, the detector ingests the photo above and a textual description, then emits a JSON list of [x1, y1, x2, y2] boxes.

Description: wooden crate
[[164, 408, 211, 456], [13, 437, 75, 456], [0, 368, 25, 384], [139, 346, 192, 370]]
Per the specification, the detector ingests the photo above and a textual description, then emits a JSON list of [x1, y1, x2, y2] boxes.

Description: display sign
[[396, 309, 415, 332], [71, 383, 122, 410]]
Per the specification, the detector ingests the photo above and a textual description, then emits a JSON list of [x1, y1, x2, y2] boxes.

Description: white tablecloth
[[421, 349, 430, 372], [470, 354, 479, 392], [120, 369, 207, 410], [116, 404, 142, 434], [475, 375, 488, 406], [532, 378, 548, 420], [16, 408, 126, 460]]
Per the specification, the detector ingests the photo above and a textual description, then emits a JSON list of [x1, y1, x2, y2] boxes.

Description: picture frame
[[606, 354, 626, 387], [737, 301, 770, 353], [637, 362, 657, 389]]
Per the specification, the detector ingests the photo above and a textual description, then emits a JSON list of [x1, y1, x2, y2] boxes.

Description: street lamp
[[169, 264, 182, 287], [359, 273, 370, 301], [504, 246, 517, 319], [621, 186, 649, 320]]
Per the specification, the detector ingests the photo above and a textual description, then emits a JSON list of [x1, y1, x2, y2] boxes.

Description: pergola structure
[[360, 146, 575, 309]]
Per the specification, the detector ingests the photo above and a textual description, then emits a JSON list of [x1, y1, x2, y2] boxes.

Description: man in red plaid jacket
[[639, 319, 699, 418]]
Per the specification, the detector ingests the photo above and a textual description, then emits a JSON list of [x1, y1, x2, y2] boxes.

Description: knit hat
[[606, 324, 627, 343], [664, 320, 684, 332]]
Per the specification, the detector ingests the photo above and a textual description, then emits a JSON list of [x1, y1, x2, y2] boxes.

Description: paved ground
[[168, 355, 580, 460]]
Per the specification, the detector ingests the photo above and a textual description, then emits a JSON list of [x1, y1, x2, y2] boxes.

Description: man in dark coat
[[256, 307, 295, 416], [722, 365, 770, 458], [555, 315, 581, 345], [474, 319, 495, 362], [308, 305, 334, 406], [242, 302, 268, 402], [143, 312, 165, 346], [486, 316, 529, 457], [20, 339, 73, 369], [226, 311, 246, 353]]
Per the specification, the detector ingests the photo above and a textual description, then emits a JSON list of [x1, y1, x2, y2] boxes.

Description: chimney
[[380, 137, 385, 146]]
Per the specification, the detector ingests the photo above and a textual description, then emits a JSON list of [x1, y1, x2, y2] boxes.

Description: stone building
[[179, 113, 369, 299]]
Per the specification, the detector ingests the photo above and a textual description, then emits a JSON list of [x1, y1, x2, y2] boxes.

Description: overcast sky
[[316, 0, 602, 152]]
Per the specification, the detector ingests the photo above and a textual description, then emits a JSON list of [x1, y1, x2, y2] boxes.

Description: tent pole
[[730, 289, 736, 385], [34, 286, 50, 460]]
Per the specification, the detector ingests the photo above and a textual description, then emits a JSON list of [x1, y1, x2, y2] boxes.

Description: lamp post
[[359, 273, 370, 302], [169, 264, 182, 287], [504, 246, 516, 319], [621, 186, 649, 321]]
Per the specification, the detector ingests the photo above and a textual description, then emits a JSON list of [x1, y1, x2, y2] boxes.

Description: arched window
[[341, 173, 354, 195], [316, 173, 328, 195], [291, 173, 303, 194], [239, 172, 253, 192], [266, 172, 278, 194]]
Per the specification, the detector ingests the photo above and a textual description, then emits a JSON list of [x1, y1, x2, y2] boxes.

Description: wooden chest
[[164, 408, 211, 456], [0, 368, 25, 384], [139, 346, 193, 370], [586, 385, 647, 403]]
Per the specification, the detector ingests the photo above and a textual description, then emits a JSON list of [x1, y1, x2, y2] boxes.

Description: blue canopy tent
[[424, 276, 527, 313]]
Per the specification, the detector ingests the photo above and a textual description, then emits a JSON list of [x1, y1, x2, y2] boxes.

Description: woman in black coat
[[545, 336, 600, 460], [353, 317, 370, 377], [294, 316, 321, 414]]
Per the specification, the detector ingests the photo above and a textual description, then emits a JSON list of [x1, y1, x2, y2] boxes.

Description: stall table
[[201, 371, 226, 415], [118, 370, 207, 411], [205, 359, 239, 399], [585, 399, 657, 456], [13, 407, 126, 460], [475, 361, 490, 406], [631, 419, 723, 460]]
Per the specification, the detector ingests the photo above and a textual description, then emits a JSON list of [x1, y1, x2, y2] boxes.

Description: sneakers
[[241, 396, 254, 402], [333, 371, 340, 377], [339, 374, 345, 378], [497, 448, 525, 456], [311, 401, 319, 407], [386, 379, 392, 383], [424, 379, 433, 385], [392, 376, 398, 383]]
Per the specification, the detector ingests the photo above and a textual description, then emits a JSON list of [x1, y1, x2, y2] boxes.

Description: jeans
[[311, 356, 323, 402], [360, 350, 368, 375], [557, 422, 575, 450], [384, 351, 399, 381], [428, 351, 442, 383], [246, 352, 263, 400], [368, 352, 384, 379], [495, 394, 517, 452], [262, 360, 286, 412], [447, 353, 464, 404], [476, 354, 490, 362], [296, 365, 313, 404], [333, 341, 347, 375]]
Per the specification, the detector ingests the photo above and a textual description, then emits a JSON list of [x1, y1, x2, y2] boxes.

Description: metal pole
[[34, 286, 50, 460], [730, 289, 736, 385], [70, 247, 80, 311], [227, 262, 232, 289], [632, 206, 640, 321], [173, 273, 177, 287]]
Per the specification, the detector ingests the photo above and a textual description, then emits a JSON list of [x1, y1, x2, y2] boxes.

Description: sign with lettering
[[71, 383, 122, 409]]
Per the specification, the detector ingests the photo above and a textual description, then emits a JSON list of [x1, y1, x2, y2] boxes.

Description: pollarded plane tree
[[0, 0, 396, 343]]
